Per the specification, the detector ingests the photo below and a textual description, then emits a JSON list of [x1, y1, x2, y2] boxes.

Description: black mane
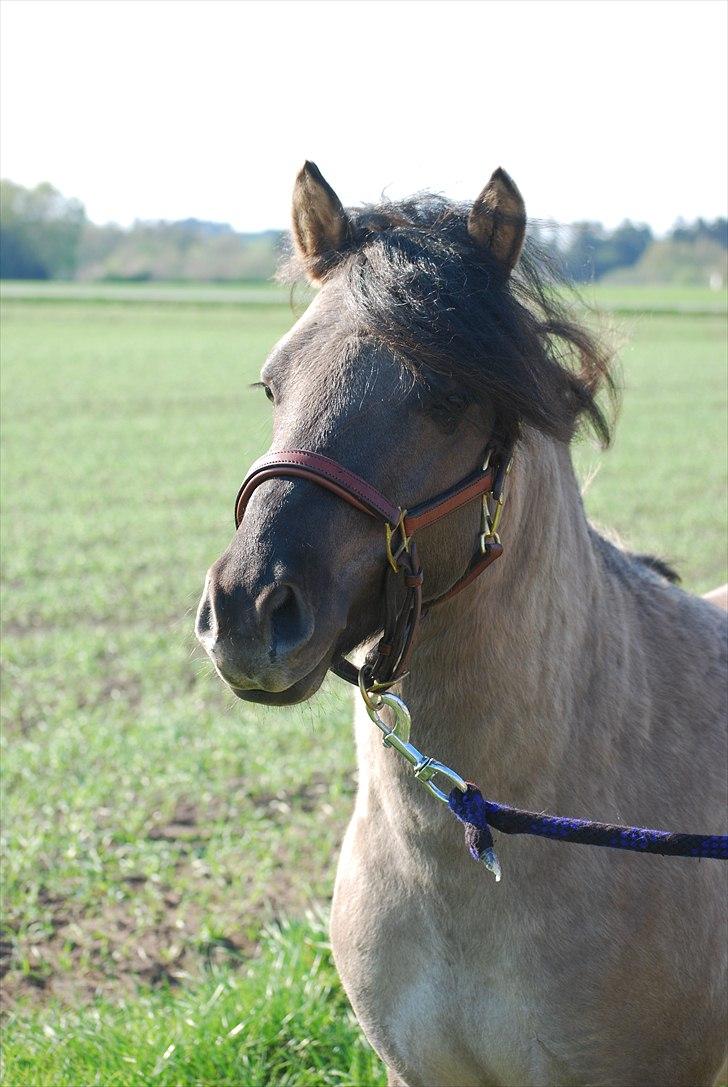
[[282, 194, 618, 446]]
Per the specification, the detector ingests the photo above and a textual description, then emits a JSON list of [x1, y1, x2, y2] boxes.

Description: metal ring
[[358, 669, 383, 711]]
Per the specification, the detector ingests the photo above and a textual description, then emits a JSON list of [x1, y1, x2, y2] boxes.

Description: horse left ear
[[468, 168, 526, 273], [292, 161, 350, 281]]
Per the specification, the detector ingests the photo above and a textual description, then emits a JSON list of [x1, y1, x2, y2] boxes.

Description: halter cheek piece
[[234, 443, 512, 693]]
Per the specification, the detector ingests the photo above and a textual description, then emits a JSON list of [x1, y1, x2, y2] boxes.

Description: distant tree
[[76, 221, 125, 279], [604, 217, 728, 287], [174, 218, 235, 237], [560, 220, 653, 282], [0, 220, 47, 278], [0, 180, 86, 278], [671, 217, 727, 248], [603, 237, 727, 287], [560, 222, 604, 282], [75, 218, 284, 282], [603, 221, 653, 273]]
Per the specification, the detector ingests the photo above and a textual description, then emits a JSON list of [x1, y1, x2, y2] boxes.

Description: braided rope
[[448, 785, 728, 879]]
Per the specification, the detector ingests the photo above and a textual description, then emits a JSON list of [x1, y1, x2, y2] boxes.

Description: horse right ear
[[468, 168, 526, 274], [291, 161, 350, 282]]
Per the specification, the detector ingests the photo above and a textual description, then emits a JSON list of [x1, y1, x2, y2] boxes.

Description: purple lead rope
[[448, 785, 728, 880], [358, 687, 727, 880]]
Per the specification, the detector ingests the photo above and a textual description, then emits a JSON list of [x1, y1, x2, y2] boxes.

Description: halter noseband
[[234, 444, 512, 693]]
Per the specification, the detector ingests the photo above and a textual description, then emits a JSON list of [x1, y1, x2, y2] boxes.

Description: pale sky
[[1, 0, 726, 233]]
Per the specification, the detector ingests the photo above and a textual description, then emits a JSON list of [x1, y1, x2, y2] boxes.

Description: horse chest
[[331, 811, 541, 1087], [332, 800, 728, 1087]]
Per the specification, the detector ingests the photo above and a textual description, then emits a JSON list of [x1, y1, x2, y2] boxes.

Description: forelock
[[279, 194, 617, 446]]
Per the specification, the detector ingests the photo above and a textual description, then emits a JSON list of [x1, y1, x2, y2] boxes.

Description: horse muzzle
[[194, 558, 341, 705]]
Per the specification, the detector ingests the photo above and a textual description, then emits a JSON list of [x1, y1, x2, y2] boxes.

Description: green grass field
[[1, 285, 726, 1086]]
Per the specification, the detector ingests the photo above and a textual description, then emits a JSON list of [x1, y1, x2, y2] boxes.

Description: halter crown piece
[[233, 443, 728, 879]]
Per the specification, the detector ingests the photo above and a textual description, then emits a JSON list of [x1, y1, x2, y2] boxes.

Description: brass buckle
[[479, 453, 512, 552], [385, 509, 409, 573]]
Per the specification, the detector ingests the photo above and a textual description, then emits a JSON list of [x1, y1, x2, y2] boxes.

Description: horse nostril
[[263, 582, 314, 659], [196, 566, 314, 679], [195, 575, 217, 649]]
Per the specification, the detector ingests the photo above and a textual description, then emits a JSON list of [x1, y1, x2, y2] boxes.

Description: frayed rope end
[[448, 784, 502, 881], [479, 846, 502, 881], [478, 847, 501, 882]]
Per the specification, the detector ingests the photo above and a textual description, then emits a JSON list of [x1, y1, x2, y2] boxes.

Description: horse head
[[195, 162, 610, 704]]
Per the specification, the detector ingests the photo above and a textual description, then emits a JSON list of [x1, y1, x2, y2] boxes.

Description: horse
[[196, 162, 728, 1087]]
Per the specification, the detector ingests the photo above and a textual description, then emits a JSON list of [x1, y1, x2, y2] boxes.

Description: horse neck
[[398, 430, 606, 803]]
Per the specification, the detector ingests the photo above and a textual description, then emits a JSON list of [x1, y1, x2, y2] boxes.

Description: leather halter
[[234, 444, 511, 690]]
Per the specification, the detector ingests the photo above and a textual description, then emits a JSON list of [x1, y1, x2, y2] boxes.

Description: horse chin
[[226, 653, 332, 706]]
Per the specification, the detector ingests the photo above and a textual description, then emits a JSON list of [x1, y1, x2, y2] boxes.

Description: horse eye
[[252, 381, 275, 403]]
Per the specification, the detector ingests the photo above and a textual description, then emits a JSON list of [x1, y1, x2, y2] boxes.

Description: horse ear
[[468, 167, 526, 273], [292, 161, 350, 280]]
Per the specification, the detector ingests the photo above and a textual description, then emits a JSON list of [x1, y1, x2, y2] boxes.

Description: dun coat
[[197, 162, 728, 1087]]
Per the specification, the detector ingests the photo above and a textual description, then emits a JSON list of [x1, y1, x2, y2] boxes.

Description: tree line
[[1, 178, 726, 285], [0, 180, 284, 283]]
